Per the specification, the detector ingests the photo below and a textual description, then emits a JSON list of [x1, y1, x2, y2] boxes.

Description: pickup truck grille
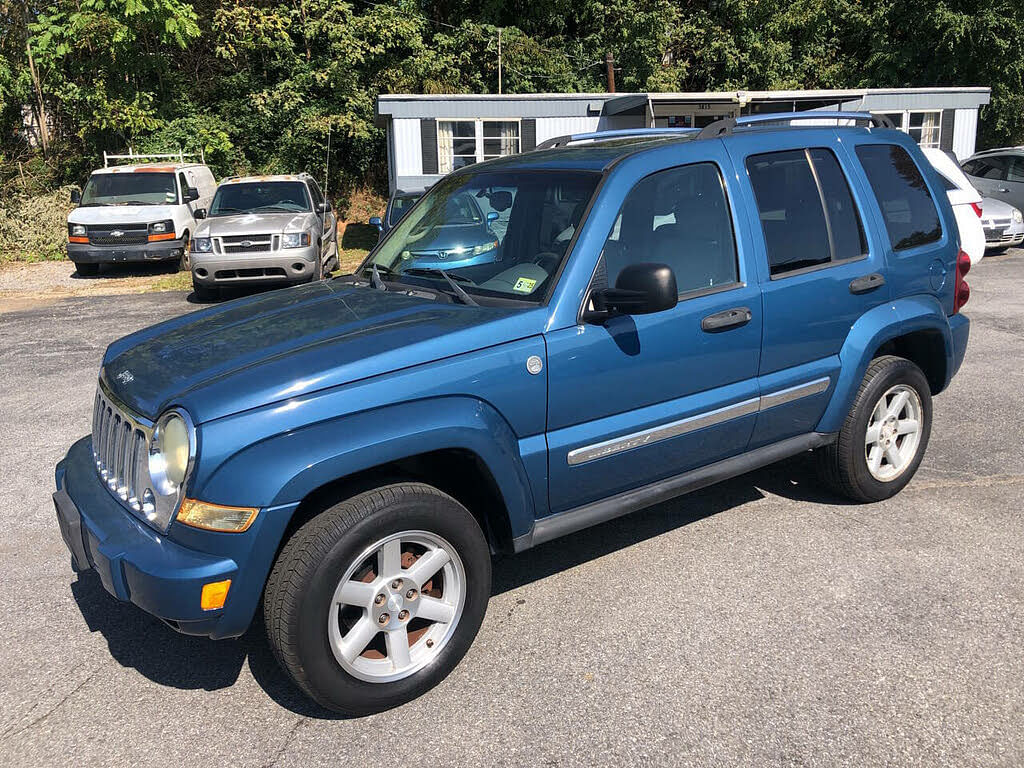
[[92, 386, 152, 513], [88, 224, 149, 246]]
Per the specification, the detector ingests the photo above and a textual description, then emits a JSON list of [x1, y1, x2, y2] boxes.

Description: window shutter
[[421, 119, 438, 174], [940, 110, 955, 151], [522, 119, 537, 152]]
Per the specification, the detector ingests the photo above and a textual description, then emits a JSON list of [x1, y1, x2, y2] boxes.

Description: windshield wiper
[[118, 200, 156, 206], [401, 267, 478, 306]]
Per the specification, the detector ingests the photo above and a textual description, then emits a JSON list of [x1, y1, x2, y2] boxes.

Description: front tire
[[74, 262, 100, 277], [178, 232, 190, 272], [264, 483, 491, 715], [191, 277, 217, 302], [817, 355, 932, 502]]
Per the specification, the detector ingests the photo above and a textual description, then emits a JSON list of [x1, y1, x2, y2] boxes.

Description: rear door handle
[[701, 307, 752, 332], [849, 272, 885, 294]]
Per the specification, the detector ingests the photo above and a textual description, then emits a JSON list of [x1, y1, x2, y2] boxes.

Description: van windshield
[[364, 169, 600, 302], [210, 182, 311, 215], [80, 172, 177, 206]]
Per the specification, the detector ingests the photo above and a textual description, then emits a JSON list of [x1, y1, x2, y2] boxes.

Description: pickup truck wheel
[[817, 355, 932, 502], [264, 483, 491, 715]]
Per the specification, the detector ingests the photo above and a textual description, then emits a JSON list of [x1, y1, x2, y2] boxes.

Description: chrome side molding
[[567, 376, 831, 466]]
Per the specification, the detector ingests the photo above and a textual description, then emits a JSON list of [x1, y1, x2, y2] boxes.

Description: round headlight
[[149, 411, 192, 494], [1013, 208, 1023, 224]]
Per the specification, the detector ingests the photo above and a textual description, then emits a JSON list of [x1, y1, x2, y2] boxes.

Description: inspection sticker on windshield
[[513, 277, 537, 294]]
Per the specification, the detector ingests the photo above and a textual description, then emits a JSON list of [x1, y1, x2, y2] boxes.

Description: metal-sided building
[[375, 87, 991, 194]]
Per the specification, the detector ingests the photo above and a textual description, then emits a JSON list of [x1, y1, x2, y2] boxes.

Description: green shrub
[[0, 187, 75, 263]]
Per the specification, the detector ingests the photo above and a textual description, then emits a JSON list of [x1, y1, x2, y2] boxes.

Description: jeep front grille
[[92, 385, 153, 516]]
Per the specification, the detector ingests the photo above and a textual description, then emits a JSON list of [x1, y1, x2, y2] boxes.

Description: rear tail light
[[970, 202, 983, 218], [953, 249, 971, 314]]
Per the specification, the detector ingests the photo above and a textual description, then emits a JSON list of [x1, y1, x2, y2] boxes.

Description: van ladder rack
[[103, 149, 206, 167]]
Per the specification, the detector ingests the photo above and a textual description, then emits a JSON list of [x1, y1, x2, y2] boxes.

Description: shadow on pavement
[[68, 451, 850, 719], [71, 262, 180, 280]]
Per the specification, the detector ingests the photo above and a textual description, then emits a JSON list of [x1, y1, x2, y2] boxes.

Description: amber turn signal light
[[177, 499, 259, 532], [200, 579, 231, 611]]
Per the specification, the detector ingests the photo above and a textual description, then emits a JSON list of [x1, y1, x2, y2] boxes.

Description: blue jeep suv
[[53, 114, 971, 715]]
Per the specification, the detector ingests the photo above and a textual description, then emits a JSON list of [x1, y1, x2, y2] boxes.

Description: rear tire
[[264, 483, 491, 715], [74, 262, 99, 277], [817, 355, 932, 502]]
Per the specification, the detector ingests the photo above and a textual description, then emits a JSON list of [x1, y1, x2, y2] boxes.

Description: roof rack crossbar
[[103, 148, 207, 167], [536, 127, 699, 150], [695, 111, 893, 140]]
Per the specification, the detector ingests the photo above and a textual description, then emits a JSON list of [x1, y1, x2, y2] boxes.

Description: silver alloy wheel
[[864, 384, 923, 482], [327, 530, 466, 683]]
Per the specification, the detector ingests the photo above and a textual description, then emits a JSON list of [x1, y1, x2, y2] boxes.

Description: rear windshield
[[80, 172, 177, 206], [210, 182, 311, 216], [855, 144, 942, 251]]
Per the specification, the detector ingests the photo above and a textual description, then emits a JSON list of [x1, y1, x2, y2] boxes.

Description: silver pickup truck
[[189, 173, 338, 299]]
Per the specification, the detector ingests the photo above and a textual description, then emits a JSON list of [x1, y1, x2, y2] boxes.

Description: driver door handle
[[701, 307, 752, 332]]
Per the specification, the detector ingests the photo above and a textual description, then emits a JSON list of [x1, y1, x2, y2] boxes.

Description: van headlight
[[149, 410, 194, 497]]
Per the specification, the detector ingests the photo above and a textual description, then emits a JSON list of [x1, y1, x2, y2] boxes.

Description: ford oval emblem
[[240, 240, 253, 248]]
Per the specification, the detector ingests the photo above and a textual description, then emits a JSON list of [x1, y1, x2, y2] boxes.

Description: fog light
[[201, 579, 231, 611]]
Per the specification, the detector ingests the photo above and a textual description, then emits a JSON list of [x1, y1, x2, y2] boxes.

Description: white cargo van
[[66, 152, 217, 276]]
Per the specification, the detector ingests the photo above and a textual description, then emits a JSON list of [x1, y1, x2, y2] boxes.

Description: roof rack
[[695, 111, 894, 139], [536, 127, 699, 149], [536, 112, 894, 151], [103, 148, 206, 167]]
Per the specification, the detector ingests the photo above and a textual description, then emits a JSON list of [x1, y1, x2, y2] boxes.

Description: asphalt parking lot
[[1, 251, 1022, 767]]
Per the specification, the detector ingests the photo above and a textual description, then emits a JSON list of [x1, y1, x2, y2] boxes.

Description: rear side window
[[963, 156, 1009, 180], [746, 148, 867, 276], [856, 144, 942, 251]]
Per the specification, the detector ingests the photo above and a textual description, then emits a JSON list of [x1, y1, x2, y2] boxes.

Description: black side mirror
[[70, 188, 81, 204], [185, 186, 200, 202], [194, 208, 207, 220], [583, 262, 678, 323], [317, 200, 331, 213]]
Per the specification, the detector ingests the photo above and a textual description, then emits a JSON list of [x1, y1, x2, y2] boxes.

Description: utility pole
[[605, 52, 616, 93], [497, 29, 503, 95]]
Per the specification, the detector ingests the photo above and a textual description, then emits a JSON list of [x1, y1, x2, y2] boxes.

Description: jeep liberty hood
[[101, 281, 536, 423]]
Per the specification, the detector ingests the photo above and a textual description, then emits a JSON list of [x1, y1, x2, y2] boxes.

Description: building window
[[873, 110, 942, 148], [437, 119, 521, 173], [438, 120, 477, 173]]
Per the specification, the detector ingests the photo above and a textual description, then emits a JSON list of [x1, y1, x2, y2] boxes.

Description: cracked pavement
[[1, 251, 1022, 767]]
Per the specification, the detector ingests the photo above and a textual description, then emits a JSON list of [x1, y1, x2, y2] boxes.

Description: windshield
[[80, 172, 177, 206], [366, 170, 599, 302], [210, 181, 311, 216], [389, 195, 420, 225]]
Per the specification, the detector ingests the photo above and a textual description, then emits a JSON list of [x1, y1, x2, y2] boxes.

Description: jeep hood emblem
[[115, 369, 134, 385]]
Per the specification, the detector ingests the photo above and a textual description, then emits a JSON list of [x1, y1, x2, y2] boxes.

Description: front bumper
[[54, 437, 296, 639], [191, 245, 319, 286], [983, 228, 1024, 249], [67, 238, 186, 264]]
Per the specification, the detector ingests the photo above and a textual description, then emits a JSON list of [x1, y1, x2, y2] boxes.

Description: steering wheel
[[531, 251, 560, 272]]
